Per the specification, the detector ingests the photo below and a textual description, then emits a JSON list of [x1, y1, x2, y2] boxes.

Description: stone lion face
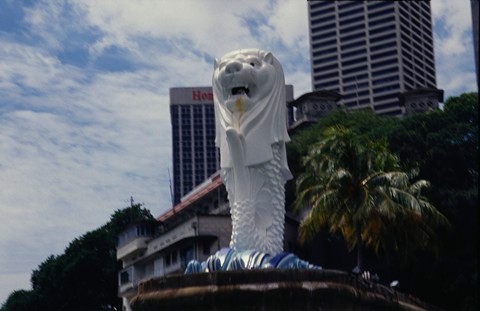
[[213, 49, 277, 114]]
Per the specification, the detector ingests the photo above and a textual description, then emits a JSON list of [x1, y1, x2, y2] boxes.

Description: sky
[[0, 0, 477, 304]]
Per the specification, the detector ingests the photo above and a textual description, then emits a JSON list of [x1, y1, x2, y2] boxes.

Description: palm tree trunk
[[356, 222, 363, 271]]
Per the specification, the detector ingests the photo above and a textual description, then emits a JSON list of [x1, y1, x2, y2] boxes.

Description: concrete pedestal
[[130, 269, 439, 311]]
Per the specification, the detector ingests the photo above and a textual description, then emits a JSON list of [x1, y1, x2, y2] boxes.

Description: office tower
[[170, 87, 219, 205], [308, 1, 437, 116]]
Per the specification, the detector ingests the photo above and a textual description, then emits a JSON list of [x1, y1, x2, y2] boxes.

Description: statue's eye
[[250, 62, 255, 67]]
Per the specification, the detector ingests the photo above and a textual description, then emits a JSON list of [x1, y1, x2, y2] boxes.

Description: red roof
[[157, 173, 223, 222]]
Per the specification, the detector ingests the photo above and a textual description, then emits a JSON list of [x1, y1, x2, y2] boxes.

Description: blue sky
[[0, 0, 477, 304]]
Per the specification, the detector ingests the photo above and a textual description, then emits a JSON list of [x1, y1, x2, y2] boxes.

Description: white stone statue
[[213, 49, 292, 255]]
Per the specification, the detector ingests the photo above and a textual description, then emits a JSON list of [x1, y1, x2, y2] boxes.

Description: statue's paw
[[225, 127, 240, 143], [225, 128, 246, 165]]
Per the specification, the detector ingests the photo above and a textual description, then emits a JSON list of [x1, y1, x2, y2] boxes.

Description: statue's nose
[[225, 61, 242, 74]]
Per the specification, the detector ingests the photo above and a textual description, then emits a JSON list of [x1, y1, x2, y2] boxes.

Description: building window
[[165, 251, 178, 267], [372, 76, 399, 86], [369, 24, 396, 36], [342, 64, 368, 76], [339, 7, 364, 19], [341, 32, 366, 43], [342, 56, 367, 67], [371, 49, 398, 60], [310, 1, 333, 10], [373, 83, 400, 94], [343, 73, 368, 84], [367, 7, 394, 19], [120, 271, 130, 285], [343, 81, 369, 92], [313, 63, 338, 73], [373, 93, 398, 103], [369, 32, 396, 44], [343, 90, 369, 99], [312, 31, 336, 42], [310, 8, 335, 19], [371, 58, 397, 69], [339, 14, 364, 27], [312, 47, 337, 58], [368, 16, 393, 27], [312, 39, 337, 50], [341, 40, 366, 51], [315, 55, 338, 64], [312, 22, 336, 33], [341, 48, 367, 59], [203, 242, 211, 255], [311, 14, 336, 27], [340, 24, 364, 35]]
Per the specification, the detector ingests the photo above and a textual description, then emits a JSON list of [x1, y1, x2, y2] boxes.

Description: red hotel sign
[[192, 90, 213, 101]]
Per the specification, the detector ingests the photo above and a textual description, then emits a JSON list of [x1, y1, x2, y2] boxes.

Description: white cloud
[[0, 40, 82, 102], [80, 0, 268, 58], [431, 0, 477, 96], [266, 0, 310, 49], [431, 0, 473, 58], [285, 69, 311, 96]]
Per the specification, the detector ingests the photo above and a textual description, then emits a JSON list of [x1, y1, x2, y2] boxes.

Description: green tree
[[286, 109, 399, 207], [294, 125, 447, 269], [0, 290, 36, 311], [286, 93, 477, 309], [386, 93, 478, 310]]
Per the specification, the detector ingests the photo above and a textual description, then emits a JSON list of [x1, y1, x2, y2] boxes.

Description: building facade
[[308, 0, 437, 116], [170, 86, 294, 205], [170, 87, 219, 205], [288, 90, 342, 132], [117, 173, 231, 310]]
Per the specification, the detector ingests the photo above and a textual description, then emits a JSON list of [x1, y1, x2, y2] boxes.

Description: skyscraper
[[170, 87, 219, 205], [308, 1, 437, 116]]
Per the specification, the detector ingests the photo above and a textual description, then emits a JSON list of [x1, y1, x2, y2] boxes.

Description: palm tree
[[294, 125, 447, 270]]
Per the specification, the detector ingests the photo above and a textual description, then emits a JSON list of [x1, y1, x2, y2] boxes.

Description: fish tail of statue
[[264, 143, 286, 255], [224, 144, 287, 254], [223, 128, 256, 252]]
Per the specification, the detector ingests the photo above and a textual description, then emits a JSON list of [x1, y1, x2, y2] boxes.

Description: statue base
[[130, 269, 437, 310]]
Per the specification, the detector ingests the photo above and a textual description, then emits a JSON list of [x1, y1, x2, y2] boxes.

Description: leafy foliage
[[294, 125, 447, 268]]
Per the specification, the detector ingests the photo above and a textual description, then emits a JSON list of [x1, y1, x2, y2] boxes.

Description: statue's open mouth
[[231, 86, 250, 97]]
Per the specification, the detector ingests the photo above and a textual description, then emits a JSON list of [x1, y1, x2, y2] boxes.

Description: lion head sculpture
[[213, 49, 291, 178]]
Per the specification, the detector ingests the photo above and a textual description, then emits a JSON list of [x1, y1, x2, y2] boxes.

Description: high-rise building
[[170, 87, 219, 205], [170, 86, 294, 205], [308, 0, 437, 116]]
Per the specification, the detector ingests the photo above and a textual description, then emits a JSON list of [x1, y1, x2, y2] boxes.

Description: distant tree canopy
[[287, 92, 478, 310], [1, 203, 155, 311]]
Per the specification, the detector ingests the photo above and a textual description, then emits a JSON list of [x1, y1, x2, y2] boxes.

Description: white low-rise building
[[116, 172, 300, 311]]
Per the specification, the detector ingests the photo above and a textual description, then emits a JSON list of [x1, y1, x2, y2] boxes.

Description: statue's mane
[[212, 49, 290, 169]]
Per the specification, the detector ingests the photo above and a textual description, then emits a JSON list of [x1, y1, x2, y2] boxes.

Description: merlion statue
[[213, 49, 293, 255]]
